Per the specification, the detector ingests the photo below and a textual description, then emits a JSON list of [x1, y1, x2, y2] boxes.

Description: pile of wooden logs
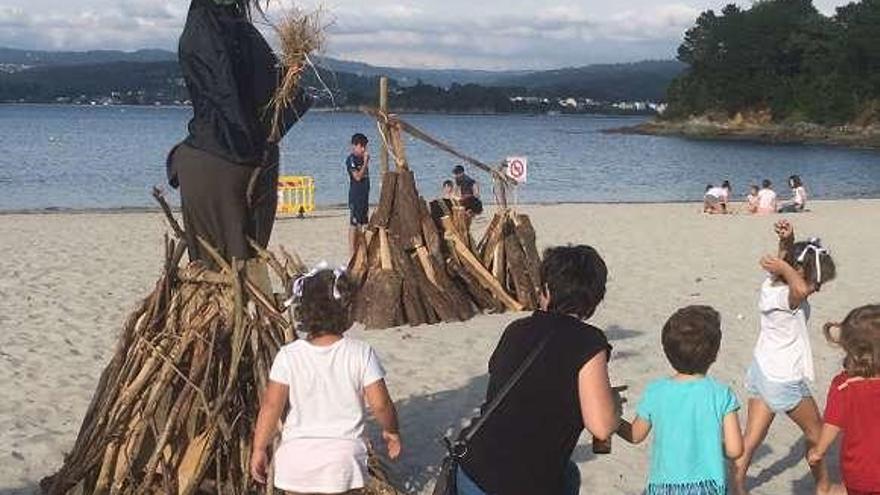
[[41, 194, 401, 495], [349, 111, 542, 329]]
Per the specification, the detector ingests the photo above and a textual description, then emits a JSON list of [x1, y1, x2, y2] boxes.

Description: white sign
[[505, 156, 528, 184]]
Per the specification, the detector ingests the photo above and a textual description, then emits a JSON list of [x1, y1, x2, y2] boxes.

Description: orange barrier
[[276, 175, 315, 216]]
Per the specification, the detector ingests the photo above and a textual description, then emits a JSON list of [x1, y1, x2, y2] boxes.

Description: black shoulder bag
[[432, 330, 556, 495]]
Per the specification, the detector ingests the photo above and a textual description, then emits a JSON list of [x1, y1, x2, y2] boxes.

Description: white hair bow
[[285, 261, 347, 308], [797, 238, 829, 285]]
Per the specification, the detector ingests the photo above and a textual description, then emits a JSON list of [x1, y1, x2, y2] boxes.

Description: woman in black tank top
[[457, 245, 622, 495]]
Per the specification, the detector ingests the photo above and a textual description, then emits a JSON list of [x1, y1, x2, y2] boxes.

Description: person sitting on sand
[[779, 175, 808, 213], [756, 179, 778, 215], [733, 220, 838, 495], [704, 181, 732, 214], [251, 266, 401, 494], [746, 185, 760, 214], [618, 305, 743, 494], [453, 165, 483, 217], [457, 245, 623, 495], [808, 305, 880, 495]]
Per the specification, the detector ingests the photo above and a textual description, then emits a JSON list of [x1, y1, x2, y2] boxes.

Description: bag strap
[[460, 329, 556, 446]]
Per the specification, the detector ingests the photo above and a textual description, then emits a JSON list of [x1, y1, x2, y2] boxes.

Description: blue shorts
[[745, 361, 811, 413]]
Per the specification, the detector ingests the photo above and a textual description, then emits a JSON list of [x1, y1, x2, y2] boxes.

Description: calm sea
[[1, 105, 879, 211]]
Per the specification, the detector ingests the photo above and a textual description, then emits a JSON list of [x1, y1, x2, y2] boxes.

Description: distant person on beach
[[618, 306, 743, 494], [453, 165, 484, 217], [733, 220, 838, 495], [746, 185, 760, 214], [756, 180, 778, 215], [808, 305, 880, 495], [251, 267, 401, 493], [703, 181, 732, 214], [779, 175, 808, 213], [457, 245, 622, 494], [347, 133, 370, 257], [442, 179, 455, 200]]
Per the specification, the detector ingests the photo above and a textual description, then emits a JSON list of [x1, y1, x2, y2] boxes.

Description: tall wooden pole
[[379, 76, 389, 176]]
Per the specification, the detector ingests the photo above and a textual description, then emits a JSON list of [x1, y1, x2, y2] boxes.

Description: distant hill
[[313, 56, 532, 87], [489, 60, 686, 102], [0, 47, 176, 69]]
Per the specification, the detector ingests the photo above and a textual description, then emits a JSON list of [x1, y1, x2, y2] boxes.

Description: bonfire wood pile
[[41, 194, 399, 495], [348, 112, 543, 329]]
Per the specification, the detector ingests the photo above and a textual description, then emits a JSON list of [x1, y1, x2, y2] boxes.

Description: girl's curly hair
[[824, 304, 880, 378], [294, 269, 353, 336]]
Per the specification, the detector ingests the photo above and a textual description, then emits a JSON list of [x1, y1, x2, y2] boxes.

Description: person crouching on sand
[[618, 305, 743, 495], [746, 185, 760, 214], [456, 245, 622, 495], [251, 267, 401, 494], [704, 181, 732, 214], [808, 305, 880, 495], [733, 220, 838, 495]]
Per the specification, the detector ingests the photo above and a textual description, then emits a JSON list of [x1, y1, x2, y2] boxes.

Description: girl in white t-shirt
[[779, 174, 808, 213], [251, 267, 401, 494], [733, 220, 837, 495], [756, 179, 778, 214]]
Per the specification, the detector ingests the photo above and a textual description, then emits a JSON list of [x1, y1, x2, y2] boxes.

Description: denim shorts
[[745, 361, 811, 413]]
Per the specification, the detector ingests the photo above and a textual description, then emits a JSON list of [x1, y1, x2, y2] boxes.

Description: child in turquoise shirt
[[619, 306, 744, 494]]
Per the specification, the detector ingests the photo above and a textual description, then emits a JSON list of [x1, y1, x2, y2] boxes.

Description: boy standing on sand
[[347, 133, 370, 256]]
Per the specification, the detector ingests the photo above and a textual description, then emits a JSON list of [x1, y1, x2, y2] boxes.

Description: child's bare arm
[[365, 379, 402, 459], [617, 417, 651, 444], [775, 220, 795, 262], [722, 411, 744, 459], [760, 255, 811, 308], [807, 424, 840, 465], [251, 381, 288, 483]]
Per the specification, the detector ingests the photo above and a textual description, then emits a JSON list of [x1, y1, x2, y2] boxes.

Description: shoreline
[[607, 119, 880, 150], [2, 197, 880, 216]]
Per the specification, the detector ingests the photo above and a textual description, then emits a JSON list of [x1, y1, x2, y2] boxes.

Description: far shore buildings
[[510, 95, 666, 115]]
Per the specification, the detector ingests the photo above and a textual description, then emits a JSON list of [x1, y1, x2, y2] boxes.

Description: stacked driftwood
[[349, 111, 542, 329], [41, 194, 400, 495]]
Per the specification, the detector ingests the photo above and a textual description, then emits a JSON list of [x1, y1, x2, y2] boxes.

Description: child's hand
[[383, 430, 402, 460], [250, 449, 270, 484], [807, 447, 824, 466], [774, 220, 794, 240], [760, 255, 791, 275]]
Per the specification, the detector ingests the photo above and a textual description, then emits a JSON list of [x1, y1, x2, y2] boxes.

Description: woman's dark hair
[[705, 183, 714, 192], [789, 175, 803, 188], [824, 305, 880, 378], [792, 241, 836, 289], [442, 179, 454, 188], [540, 245, 607, 320], [351, 133, 368, 147], [452, 165, 465, 175], [722, 180, 731, 190], [762, 179, 772, 189], [662, 305, 722, 375], [294, 269, 353, 336]]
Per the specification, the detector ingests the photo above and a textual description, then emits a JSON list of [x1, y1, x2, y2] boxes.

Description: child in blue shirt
[[619, 306, 743, 495]]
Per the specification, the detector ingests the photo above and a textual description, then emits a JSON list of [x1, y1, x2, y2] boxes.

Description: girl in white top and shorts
[[733, 220, 837, 495], [779, 174, 808, 213], [251, 267, 401, 494]]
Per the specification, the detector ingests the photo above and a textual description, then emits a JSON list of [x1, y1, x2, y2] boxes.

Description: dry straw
[[41, 191, 399, 494]]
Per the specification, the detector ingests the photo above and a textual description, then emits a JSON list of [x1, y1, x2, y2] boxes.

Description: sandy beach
[[1, 200, 879, 494]]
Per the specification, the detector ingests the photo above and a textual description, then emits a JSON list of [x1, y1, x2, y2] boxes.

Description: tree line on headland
[[665, 0, 880, 126]]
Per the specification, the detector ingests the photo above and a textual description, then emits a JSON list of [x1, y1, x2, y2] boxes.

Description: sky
[[0, 0, 856, 70]]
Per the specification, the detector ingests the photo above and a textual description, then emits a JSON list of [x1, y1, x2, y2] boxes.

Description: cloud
[[0, 0, 854, 69]]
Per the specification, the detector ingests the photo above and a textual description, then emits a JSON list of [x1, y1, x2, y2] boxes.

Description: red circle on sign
[[509, 160, 524, 178]]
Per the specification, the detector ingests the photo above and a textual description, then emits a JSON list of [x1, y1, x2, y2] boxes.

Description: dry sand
[[1, 200, 879, 494]]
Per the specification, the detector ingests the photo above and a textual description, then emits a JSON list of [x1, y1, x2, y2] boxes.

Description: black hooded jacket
[[177, 0, 311, 168]]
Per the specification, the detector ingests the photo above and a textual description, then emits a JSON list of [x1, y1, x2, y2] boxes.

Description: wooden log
[[449, 259, 502, 313], [514, 214, 543, 293], [347, 230, 369, 289], [369, 171, 398, 229], [492, 240, 506, 285], [504, 227, 538, 309], [477, 212, 504, 261], [378, 227, 393, 271], [389, 170, 423, 249], [419, 199, 444, 265], [389, 242, 429, 326], [445, 229, 524, 312]]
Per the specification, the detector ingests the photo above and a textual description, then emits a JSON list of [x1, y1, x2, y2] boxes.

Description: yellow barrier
[[277, 175, 315, 216]]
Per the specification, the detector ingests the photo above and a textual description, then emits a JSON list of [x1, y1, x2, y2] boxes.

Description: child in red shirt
[[808, 304, 880, 495]]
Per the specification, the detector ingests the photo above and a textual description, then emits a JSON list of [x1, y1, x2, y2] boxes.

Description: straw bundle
[[268, 8, 325, 142], [41, 195, 400, 494]]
